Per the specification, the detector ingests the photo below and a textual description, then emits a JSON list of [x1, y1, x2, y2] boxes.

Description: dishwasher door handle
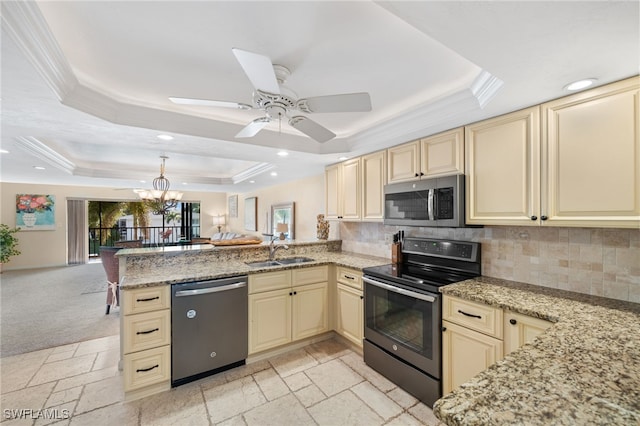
[[175, 282, 247, 297]]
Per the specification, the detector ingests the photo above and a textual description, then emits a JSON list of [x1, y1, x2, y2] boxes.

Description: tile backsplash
[[338, 222, 640, 303]]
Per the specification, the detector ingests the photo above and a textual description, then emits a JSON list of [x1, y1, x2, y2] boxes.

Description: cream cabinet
[[442, 295, 503, 395], [503, 311, 552, 356], [361, 150, 387, 221], [335, 267, 364, 347], [248, 267, 329, 354], [466, 77, 640, 228], [121, 285, 171, 395], [541, 77, 640, 228], [443, 295, 555, 395], [387, 128, 464, 184], [465, 106, 541, 226], [325, 158, 361, 220]]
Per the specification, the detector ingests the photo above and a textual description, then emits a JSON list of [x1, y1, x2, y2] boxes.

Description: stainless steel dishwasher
[[171, 275, 248, 387]]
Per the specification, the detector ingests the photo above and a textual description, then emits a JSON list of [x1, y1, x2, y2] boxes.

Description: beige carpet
[[0, 262, 120, 357]]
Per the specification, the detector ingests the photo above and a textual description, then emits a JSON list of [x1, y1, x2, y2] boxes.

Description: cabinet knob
[[509, 319, 517, 325], [414, 173, 419, 177], [360, 295, 364, 300], [441, 326, 447, 332], [289, 292, 293, 296], [531, 215, 537, 221], [293, 291, 297, 295], [541, 215, 548, 221], [420, 172, 425, 176]]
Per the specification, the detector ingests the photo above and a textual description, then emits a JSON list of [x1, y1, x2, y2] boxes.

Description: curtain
[[67, 199, 86, 264]]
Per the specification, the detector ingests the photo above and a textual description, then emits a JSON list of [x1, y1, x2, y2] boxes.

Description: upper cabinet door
[[341, 158, 362, 220], [465, 106, 541, 226], [325, 163, 341, 220], [387, 140, 420, 183], [541, 77, 640, 228], [361, 150, 387, 221], [420, 127, 464, 178]]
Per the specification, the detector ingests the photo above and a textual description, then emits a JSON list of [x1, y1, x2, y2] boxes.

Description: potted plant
[[0, 224, 21, 269]]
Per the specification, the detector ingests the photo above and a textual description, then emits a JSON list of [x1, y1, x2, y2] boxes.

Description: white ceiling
[[1, 1, 638, 195]]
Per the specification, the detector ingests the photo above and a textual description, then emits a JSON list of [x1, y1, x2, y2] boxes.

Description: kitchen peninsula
[[116, 241, 640, 424]]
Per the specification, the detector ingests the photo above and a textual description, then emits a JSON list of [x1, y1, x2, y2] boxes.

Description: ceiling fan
[[170, 48, 372, 143]]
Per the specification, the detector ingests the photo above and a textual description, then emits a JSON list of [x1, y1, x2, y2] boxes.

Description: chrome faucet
[[268, 237, 289, 260]]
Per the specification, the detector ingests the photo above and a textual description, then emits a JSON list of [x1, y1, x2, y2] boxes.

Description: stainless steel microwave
[[383, 174, 465, 227]]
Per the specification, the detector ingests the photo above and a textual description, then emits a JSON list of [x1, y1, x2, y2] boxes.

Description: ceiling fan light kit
[[170, 48, 372, 143]]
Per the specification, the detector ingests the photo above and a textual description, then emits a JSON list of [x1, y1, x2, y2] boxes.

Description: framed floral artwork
[[16, 194, 55, 231]]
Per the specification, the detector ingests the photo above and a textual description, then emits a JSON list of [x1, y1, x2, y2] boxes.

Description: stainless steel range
[[362, 237, 481, 407]]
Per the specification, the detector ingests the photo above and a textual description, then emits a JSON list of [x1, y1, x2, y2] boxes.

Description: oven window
[[368, 287, 433, 358]]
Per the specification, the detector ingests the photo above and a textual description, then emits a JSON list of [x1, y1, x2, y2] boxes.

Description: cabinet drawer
[[336, 267, 362, 290], [292, 266, 328, 286], [249, 270, 291, 294], [123, 286, 170, 315], [443, 296, 503, 339], [123, 345, 170, 391], [122, 309, 171, 355]]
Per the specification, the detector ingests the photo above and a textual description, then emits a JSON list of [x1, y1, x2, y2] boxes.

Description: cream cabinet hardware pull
[[136, 364, 159, 373], [136, 328, 159, 335], [137, 296, 159, 302], [458, 309, 481, 319]]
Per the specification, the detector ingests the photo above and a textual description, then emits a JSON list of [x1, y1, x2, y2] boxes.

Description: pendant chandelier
[[138, 156, 183, 215]]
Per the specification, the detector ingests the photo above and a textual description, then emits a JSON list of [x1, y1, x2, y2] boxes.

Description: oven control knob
[[392, 344, 398, 351]]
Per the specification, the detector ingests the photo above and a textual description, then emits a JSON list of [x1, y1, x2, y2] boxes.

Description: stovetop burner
[[363, 237, 481, 292]]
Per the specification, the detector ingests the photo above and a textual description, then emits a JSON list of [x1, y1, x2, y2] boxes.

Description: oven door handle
[[362, 277, 436, 303]]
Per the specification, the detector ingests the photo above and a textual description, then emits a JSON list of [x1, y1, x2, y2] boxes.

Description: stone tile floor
[[0, 335, 441, 425]]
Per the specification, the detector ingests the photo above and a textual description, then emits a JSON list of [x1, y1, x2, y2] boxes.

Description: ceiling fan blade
[[297, 92, 372, 113], [169, 97, 251, 110], [235, 117, 270, 138], [288, 116, 336, 143], [232, 48, 280, 94]]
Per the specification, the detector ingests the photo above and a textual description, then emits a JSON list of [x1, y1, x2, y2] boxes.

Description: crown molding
[[13, 136, 76, 173], [232, 163, 276, 184], [343, 69, 503, 154], [1, 1, 77, 100], [471, 70, 504, 108]]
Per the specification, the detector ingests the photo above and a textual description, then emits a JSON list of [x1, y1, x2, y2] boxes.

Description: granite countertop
[[119, 246, 388, 289], [434, 276, 640, 425]]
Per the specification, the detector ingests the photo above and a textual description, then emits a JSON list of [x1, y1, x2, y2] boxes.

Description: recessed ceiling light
[[564, 78, 597, 91], [270, 172, 278, 177], [33, 166, 45, 170], [182, 182, 188, 185], [0, 149, 9, 154], [249, 180, 255, 184], [157, 134, 174, 141], [277, 151, 289, 157]]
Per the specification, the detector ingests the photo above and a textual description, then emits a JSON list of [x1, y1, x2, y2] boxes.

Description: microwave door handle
[[428, 189, 435, 221]]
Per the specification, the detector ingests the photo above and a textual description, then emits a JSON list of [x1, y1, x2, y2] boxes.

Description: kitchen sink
[[275, 257, 315, 265], [245, 257, 315, 268], [245, 260, 282, 268]]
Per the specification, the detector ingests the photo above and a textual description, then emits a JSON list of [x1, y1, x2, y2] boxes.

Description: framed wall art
[[228, 195, 238, 218], [16, 194, 55, 231], [244, 197, 257, 231]]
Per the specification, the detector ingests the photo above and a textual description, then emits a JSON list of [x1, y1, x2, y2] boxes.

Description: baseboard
[[246, 332, 335, 364]]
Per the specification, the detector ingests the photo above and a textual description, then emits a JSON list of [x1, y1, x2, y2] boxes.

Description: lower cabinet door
[[292, 282, 328, 341], [504, 312, 552, 356], [124, 345, 171, 392], [336, 283, 363, 347], [442, 320, 503, 395], [249, 289, 292, 354]]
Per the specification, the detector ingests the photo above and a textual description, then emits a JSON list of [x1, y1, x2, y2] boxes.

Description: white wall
[[225, 174, 329, 241], [0, 182, 227, 270]]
